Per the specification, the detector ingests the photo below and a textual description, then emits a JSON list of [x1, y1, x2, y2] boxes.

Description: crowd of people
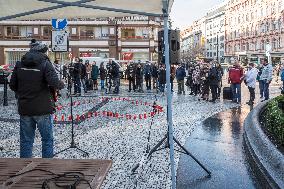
[[56, 56, 284, 106]]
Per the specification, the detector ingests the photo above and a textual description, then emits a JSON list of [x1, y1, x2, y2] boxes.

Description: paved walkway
[[177, 106, 261, 189]]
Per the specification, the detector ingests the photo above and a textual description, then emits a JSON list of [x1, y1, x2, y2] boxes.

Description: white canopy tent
[[0, 0, 173, 20], [0, 1, 181, 188]]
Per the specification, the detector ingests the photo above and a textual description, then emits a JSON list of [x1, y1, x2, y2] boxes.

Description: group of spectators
[[61, 58, 120, 95]]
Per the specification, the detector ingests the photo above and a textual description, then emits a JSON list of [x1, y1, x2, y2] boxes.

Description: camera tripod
[[53, 74, 89, 157]]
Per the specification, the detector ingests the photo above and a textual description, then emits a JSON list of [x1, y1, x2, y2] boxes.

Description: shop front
[[79, 48, 109, 59], [121, 48, 149, 62]]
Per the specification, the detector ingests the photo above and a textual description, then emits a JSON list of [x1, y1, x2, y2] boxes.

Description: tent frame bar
[[0, 0, 162, 21]]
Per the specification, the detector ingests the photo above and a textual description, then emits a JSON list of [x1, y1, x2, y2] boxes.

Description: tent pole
[[163, 7, 176, 189]]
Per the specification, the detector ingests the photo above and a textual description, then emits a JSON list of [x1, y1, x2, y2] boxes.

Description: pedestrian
[[259, 58, 273, 101], [53, 59, 61, 79], [144, 61, 152, 90], [80, 59, 87, 93], [200, 64, 210, 101], [85, 60, 92, 79], [186, 63, 194, 95], [216, 63, 224, 99], [257, 63, 264, 99], [244, 63, 258, 105], [63, 64, 67, 81], [135, 63, 144, 92], [228, 60, 244, 104], [152, 63, 158, 89], [126, 61, 136, 92], [9, 39, 64, 158], [192, 65, 201, 96], [281, 63, 284, 93], [176, 64, 186, 94], [91, 61, 99, 90], [170, 65, 176, 92], [73, 57, 82, 96], [208, 63, 219, 103], [110, 60, 120, 94], [158, 65, 166, 94], [99, 62, 106, 90]]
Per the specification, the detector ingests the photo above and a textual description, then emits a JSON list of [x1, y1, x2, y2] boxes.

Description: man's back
[[9, 50, 64, 116]]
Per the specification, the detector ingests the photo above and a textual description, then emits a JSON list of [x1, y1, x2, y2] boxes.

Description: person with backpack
[[228, 60, 244, 104], [9, 39, 64, 158]]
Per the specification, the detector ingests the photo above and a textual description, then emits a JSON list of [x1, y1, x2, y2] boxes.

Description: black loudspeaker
[[158, 29, 180, 65]]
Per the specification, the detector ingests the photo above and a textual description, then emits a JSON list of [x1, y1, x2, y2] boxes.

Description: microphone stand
[[53, 72, 89, 157]]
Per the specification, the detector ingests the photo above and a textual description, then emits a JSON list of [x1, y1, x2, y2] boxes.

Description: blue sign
[[52, 19, 68, 30]]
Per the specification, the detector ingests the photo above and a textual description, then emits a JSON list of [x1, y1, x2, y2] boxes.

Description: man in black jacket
[[73, 57, 82, 95], [9, 40, 64, 158], [208, 63, 219, 103], [126, 62, 136, 92]]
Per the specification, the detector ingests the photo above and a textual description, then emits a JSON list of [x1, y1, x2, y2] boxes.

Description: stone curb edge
[[243, 100, 284, 189]]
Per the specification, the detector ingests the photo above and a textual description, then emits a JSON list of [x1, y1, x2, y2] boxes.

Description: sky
[[170, 0, 224, 30]]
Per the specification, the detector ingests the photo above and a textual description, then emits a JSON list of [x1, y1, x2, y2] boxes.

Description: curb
[[243, 101, 284, 189]]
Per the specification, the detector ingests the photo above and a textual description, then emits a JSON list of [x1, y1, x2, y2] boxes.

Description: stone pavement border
[[243, 100, 284, 189]]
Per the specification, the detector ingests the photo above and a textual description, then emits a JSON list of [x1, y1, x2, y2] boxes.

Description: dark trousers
[[177, 80, 185, 94], [128, 77, 135, 91], [210, 85, 218, 101], [248, 86, 255, 102], [170, 79, 174, 91], [259, 80, 264, 98], [145, 76, 151, 90], [263, 81, 270, 100], [193, 84, 200, 95], [136, 77, 143, 91], [74, 77, 81, 94]]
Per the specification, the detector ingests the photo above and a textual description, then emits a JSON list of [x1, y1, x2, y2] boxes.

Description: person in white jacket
[[245, 63, 258, 105]]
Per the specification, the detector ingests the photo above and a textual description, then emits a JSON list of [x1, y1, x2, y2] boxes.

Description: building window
[[261, 40, 265, 50], [6, 26, 20, 38], [42, 26, 52, 39], [272, 38, 277, 49], [278, 37, 281, 48], [80, 26, 94, 39], [121, 28, 135, 39]]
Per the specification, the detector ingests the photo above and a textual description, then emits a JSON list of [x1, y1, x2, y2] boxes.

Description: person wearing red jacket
[[228, 60, 244, 104]]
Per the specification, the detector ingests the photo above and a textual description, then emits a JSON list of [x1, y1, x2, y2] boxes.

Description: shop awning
[[0, 0, 173, 21]]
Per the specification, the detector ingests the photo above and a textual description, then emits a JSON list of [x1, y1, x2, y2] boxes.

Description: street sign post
[[51, 30, 69, 52], [266, 43, 272, 64]]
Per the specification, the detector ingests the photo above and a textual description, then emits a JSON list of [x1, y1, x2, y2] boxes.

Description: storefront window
[[18, 26, 33, 38], [80, 26, 94, 39]]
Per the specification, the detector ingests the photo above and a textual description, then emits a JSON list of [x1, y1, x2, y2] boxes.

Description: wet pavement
[[177, 106, 261, 189]]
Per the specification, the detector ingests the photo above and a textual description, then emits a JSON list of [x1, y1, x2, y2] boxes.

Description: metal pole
[[163, 5, 176, 189]]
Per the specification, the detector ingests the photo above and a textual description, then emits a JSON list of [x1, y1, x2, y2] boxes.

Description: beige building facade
[[0, 17, 163, 67], [225, 0, 284, 64]]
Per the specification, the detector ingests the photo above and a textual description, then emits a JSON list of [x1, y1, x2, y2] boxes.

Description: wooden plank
[[0, 158, 112, 189]]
